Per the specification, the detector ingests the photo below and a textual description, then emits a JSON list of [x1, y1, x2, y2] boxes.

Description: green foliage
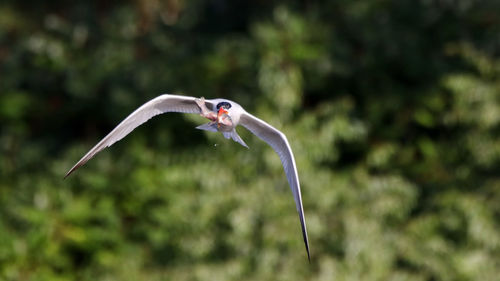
[[1, 0, 500, 280]]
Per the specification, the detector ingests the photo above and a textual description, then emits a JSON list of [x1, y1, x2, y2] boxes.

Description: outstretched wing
[[65, 94, 213, 178], [239, 112, 310, 262]]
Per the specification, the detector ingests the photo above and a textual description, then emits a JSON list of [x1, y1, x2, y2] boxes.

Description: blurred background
[[1, 0, 500, 280]]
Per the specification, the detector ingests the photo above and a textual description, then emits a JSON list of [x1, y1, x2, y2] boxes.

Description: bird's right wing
[[65, 94, 213, 178]]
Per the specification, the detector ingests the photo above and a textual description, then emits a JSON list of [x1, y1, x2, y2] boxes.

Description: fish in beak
[[218, 107, 228, 118], [217, 107, 231, 128]]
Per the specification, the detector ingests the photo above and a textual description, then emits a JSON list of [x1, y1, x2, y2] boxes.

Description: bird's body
[[65, 94, 310, 261]]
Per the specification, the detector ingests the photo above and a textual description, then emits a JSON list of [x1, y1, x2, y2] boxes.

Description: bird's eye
[[216, 102, 231, 110]]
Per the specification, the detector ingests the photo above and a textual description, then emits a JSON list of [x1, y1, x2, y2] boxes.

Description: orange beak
[[218, 107, 228, 117], [217, 107, 228, 129]]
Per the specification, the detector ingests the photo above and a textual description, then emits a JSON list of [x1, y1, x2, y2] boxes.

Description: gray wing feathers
[[65, 94, 207, 178], [239, 112, 310, 262]]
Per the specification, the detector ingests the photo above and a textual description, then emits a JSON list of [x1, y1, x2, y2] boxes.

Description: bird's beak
[[218, 107, 228, 118]]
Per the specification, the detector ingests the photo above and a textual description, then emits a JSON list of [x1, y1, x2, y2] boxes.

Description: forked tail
[[196, 123, 248, 148]]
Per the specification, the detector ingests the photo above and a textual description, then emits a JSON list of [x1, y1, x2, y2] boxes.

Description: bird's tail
[[196, 123, 249, 148], [223, 130, 249, 148]]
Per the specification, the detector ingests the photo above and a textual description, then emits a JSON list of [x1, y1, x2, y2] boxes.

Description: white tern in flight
[[65, 94, 310, 261]]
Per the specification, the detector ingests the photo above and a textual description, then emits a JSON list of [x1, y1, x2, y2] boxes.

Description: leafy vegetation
[[1, 0, 499, 280]]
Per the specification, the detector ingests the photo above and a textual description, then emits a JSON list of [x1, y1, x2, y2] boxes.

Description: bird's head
[[215, 102, 233, 129], [216, 101, 231, 120]]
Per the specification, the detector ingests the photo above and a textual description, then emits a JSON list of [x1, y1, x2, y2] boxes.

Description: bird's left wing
[[239, 112, 310, 262], [65, 94, 213, 178]]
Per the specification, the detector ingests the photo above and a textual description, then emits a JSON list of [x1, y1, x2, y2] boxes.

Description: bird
[[65, 94, 310, 261]]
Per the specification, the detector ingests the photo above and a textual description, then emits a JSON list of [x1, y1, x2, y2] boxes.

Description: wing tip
[[306, 244, 311, 263], [303, 229, 311, 263], [299, 211, 311, 263], [63, 169, 74, 179], [64, 162, 83, 179]]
